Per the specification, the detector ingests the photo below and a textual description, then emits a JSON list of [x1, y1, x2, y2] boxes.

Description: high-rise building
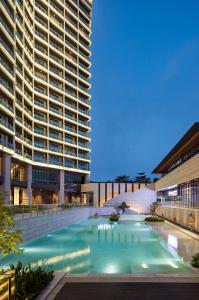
[[0, 0, 93, 205]]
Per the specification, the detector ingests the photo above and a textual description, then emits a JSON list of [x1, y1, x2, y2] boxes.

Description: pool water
[[0, 217, 193, 274]]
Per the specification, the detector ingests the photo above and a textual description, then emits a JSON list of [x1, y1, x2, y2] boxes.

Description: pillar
[[2, 153, 11, 204], [59, 170, 65, 204], [27, 164, 32, 204]]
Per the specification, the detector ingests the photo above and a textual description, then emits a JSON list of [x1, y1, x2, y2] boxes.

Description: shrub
[[145, 216, 164, 222], [191, 253, 199, 268], [118, 202, 130, 214], [109, 213, 120, 222], [10, 261, 54, 300]]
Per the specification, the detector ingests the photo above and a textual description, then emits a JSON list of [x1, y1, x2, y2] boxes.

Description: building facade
[[81, 182, 153, 207], [153, 123, 199, 231], [0, 0, 93, 205]]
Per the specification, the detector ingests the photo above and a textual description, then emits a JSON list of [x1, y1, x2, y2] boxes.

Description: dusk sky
[[90, 0, 199, 181]]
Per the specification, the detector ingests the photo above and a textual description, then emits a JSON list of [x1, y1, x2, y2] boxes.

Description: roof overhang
[[152, 122, 199, 174]]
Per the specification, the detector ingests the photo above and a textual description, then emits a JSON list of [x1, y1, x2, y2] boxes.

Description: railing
[[10, 204, 91, 220], [0, 270, 15, 300]]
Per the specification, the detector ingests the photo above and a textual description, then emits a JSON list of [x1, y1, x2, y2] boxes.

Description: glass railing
[[34, 86, 47, 95], [50, 28, 64, 40], [0, 16, 14, 38], [49, 133, 62, 140], [65, 138, 76, 144], [49, 93, 62, 102], [0, 77, 13, 94], [34, 142, 45, 148], [35, 44, 48, 55], [65, 126, 76, 133], [35, 2, 48, 15], [34, 100, 46, 108], [0, 139, 13, 149], [50, 0, 64, 16], [0, 57, 13, 75], [0, 0, 14, 21], [0, 37, 14, 57], [0, 97, 13, 111], [0, 119, 13, 130], [49, 119, 61, 127], [34, 114, 46, 122], [34, 128, 45, 135]]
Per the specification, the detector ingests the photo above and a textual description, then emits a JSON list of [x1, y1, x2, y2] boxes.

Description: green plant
[[0, 193, 22, 256], [145, 216, 164, 222], [109, 213, 120, 222], [10, 261, 54, 299], [118, 202, 130, 214], [191, 253, 199, 268], [150, 202, 159, 215]]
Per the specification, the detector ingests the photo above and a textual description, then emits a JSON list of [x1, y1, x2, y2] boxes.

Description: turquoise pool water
[[0, 218, 192, 274]]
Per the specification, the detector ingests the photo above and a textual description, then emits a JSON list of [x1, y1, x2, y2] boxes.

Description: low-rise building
[[153, 122, 199, 231]]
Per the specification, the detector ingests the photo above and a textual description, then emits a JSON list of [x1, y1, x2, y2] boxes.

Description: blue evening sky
[[90, 0, 199, 181]]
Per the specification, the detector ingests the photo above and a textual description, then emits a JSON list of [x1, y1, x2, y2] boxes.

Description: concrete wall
[[155, 154, 199, 191], [156, 205, 199, 233], [105, 188, 157, 214], [16, 207, 116, 242]]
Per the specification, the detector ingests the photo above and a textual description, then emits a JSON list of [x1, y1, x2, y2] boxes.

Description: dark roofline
[[152, 122, 199, 174]]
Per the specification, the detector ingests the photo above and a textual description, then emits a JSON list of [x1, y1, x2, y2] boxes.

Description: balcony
[[34, 128, 45, 136], [34, 114, 46, 122], [50, 106, 62, 115], [0, 76, 13, 94], [0, 36, 14, 57], [50, 0, 64, 16], [49, 133, 62, 140], [34, 85, 47, 95], [0, 139, 13, 149], [0, 0, 14, 21], [35, 2, 48, 15], [49, 119, 62, 128], [49, 93, 62, 102], [65, 114, 76, 122], [49, 79, 63, 90], [35, 44, 48, 55], [0, 16, 14, 39], [50, 66, 63, 77], [50, 28, 64, 41], [34, 99, 47, 108], [0, 119, 13, 130], [0, 96, 13, 112], [65, 137, 76, 144], [65, 126, 76, 133]]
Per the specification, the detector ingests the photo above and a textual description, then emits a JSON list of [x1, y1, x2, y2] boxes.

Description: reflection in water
[[168, 234, 178, 249], [31, 247, 90, 268], [0, 217, 194, 274]]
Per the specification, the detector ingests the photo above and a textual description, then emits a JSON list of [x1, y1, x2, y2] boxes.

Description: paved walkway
[[54, 282, 199, 300]]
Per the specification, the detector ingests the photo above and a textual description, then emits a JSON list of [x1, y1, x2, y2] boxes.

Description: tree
[[134, 172, 151, 183], [118, 202, 130, 214], [150, 202, 159, 215], [114, 175, 132, 183], [0, 194, 22, 256]]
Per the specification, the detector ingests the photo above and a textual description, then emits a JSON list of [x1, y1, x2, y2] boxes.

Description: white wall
[[105, 188, 157, 214]]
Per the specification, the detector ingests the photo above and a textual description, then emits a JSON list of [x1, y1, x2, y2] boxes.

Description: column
[[2, 153, 11, 204], [27, 164, 32, 204], [59, 170, 65, 204]]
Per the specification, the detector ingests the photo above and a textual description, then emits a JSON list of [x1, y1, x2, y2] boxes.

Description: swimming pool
[[0, 217, 193, 274]]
